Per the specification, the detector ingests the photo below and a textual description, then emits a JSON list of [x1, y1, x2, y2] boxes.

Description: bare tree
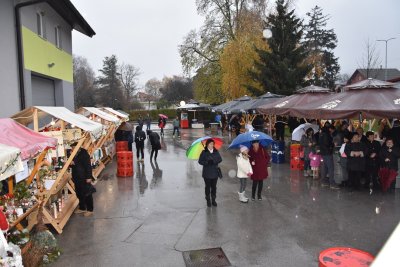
[[358, 38, 382, 78], [73, 55, 96, 108], [144, 78, 163, 98], [119, 63, 140, 99]]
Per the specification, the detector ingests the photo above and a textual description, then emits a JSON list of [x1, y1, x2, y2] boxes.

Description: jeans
[[136, 144, 144, 159], [173, 127, 180, 136], [321, 154, 335, 185], [150, 148, 159, 160], [146, 123, 151, 131], [252, 180, 263, 198], [239, 178, 247, 193], [204, 178, 218, 200]]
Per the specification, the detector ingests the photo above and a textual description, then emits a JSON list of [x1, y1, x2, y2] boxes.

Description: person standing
[[70, 142, 95, 217], [198, 139, 222, 207], [379, 138, 400, 191], [137, 115, 144, 130], [309, 147, 322, 179], [236, 146, 253, 203], [145, 113, 151, 133], [248, 140, 270, 200], [134, 125, 146, 162], [300, 128, 316, 177], [319, 125, 340, 189], [274, 116, 286, 141], [148, 130, 161, 161], [345, 132, 367, 191], [172, 116, 180, 137], [365, 131, 381, 189], [158, 116, 166, 137], [339, 133, 351, 187]]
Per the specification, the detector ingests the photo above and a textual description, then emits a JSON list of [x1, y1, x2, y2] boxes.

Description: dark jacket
[[71, 148, 92, 186], [149, 131, 161, 150], [134, 126, 146, 145], [319, 129, 334, 155], [248, 147, 270, 181], [300, 135, 316, 160], [388, 126, 400, 147], [365, 140, 381, 168], [198, 149, 222, 179], [379, 145, 400, 170], [345, 141, 367, 171]]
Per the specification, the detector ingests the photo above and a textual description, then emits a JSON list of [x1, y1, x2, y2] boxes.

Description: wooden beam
[[26, 149, 49, 185], [33, 108, 39, 132]]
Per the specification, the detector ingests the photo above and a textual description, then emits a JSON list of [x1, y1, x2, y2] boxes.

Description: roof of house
[[134, 92, 159, 102], [351, 68, 400, 82], [46, 0, 95, 37]]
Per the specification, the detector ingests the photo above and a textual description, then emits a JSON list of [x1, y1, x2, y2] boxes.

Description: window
[[55, 26, 62, 48], [36, 12, 46, 38]]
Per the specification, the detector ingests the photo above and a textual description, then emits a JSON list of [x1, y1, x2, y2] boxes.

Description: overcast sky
[[71, 0, 400, 87]]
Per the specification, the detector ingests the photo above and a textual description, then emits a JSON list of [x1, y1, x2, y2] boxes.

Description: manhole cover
[[182, 247, 231, 267]]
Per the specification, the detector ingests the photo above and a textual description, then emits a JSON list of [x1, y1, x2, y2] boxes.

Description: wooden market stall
[[11, 106, 103, 233], [76, 107, 122, 178], [0, 118, 57, 231], [102, 107, 129, 122]]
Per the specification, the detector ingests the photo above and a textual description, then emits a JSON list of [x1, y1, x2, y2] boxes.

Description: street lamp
[[262, 28, 272, 40], [377, 37, 396, 81]]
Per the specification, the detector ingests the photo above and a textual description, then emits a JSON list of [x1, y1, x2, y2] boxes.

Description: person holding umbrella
[[158, 115, 167, 137], [379, 138, 400, 192], [300, 128, 316, 177], [248, 140, 270, 200], [198, 139, 222, 207]]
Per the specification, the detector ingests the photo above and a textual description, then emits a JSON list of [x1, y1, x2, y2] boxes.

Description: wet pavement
[[52, 128, 400, 267]]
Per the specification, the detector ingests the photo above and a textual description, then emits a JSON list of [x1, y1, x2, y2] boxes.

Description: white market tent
[[82, 107, 121, 125], [103, 107, 129, 121], [0, 144, 23, 181]]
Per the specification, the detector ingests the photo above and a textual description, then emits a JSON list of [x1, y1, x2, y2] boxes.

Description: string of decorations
[[0, 152, 21, 177]]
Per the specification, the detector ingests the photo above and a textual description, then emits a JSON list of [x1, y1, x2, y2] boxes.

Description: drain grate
[[182, 247, 231, 267]]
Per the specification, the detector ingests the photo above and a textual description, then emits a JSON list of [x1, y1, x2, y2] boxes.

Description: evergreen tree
[[248, 0, 310, 96], [304, 5, 340, 89], [96, 55, 125, 109]]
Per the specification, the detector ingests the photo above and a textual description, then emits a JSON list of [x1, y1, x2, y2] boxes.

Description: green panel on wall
[[22, 26, 73, 82]]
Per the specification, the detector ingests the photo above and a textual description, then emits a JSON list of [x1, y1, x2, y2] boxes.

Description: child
[[309, 146, 322, 179], [236, 145, 253, 203]]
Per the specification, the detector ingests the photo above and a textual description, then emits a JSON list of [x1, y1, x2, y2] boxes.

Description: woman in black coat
[[70, 143, 95, 216], [198, 139, 222, 207], [345, 132, 367, 190]]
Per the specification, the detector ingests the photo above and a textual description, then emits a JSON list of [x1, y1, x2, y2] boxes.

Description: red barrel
[[319, 247, 374, 267], [116, 151, 134, 177], [116, 141, 129, 152], [290, 144, 304, 170]]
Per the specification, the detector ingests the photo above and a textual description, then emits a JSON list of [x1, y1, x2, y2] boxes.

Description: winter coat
[[309, 152, 322, 168], [300, 135, 316, 160], [345, 141, 366, 171], [198, 149, 222, 179], [149, 132, 161, 150], [319, 129, 334, 155], [236, 153, 253, 178], [134, 127, 146, 146], [158, 118, 166, 129], [248, 147, 270, 181], [365, 140, 381, 169], [379, 145, 400, 170], [172, 119, 180, 128], [71, 148, 92, 193]]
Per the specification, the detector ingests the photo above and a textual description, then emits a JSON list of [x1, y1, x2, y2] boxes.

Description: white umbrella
[[291, 123, 319, 141]]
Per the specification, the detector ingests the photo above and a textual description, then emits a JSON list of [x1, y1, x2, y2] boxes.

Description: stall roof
[[0, 118, 57, 160], [103, 107, 129, 120], [295, 85, 331, 94], [0, 144, 24, 181], [177, 104, 200, 110], [212, 95, 252, 113], [11, 106, 104, 141], [83, 107, 121, 124], [233, 92, 283, 113], [345, 78, 395, 90]]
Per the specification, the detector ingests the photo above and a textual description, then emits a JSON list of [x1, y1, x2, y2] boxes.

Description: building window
[[36, 12, 46, 38], [55, 26, 62, 48]]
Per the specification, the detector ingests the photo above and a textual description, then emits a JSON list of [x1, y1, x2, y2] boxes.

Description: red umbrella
[[378, 167, 397, 192], [158, 114, 168, 119]]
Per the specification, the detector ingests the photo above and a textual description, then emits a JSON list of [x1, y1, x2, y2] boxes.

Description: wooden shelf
[[9, 202, 40, 229], [43, 194, 78, 234], [92, 161, 105, 179]]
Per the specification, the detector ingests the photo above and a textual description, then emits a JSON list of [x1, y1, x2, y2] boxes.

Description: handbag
[[217, 167, 223, 179], [85, 183, 97, 196]]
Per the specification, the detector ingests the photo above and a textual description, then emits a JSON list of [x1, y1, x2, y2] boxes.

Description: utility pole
[[377, 37, 396, 81]]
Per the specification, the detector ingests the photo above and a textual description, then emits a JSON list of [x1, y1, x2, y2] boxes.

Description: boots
[[303, 170, 308, 177], [211, 197, 217, 207], [238, 192, 249, 203], [205, 196, 211, 207]]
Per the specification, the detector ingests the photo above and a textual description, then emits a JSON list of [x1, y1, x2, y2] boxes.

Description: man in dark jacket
[[345, 132, 367, 191], [365, 131, 381, 189], [148, 130, 161, 161], [70, 142, 95, 216], [134, 125, 146, 162], [319, 125, 340, 189]]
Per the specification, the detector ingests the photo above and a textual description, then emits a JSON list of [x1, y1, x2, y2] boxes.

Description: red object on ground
[[116, 141, 129, 152], [116, 151, 134, 177], [181, 119, 189, 129], [319, 247, 374, 267]]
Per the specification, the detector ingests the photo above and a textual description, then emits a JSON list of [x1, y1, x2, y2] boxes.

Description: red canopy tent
[[257, 85, 331, 116], [288, 79, 400, 119]]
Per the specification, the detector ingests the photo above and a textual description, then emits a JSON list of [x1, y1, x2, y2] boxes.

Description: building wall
[[0, 0, 20, 117]]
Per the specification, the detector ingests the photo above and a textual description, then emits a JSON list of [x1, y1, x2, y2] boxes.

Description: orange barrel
[[319, 247, 374, 267], [116, 151, 134, 177], [290, 144, 302, 158], [290, 159, 304, 170], [116, 141, 129, 152]]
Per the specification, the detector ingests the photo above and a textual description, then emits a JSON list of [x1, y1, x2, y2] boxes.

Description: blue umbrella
[[228, 131, 273, 149]]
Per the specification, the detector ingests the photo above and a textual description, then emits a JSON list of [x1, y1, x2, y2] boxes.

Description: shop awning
[[212, 96, 252, 113], [11, 106, 104, 141], [177, 104, 200, 109], [0, 118, 57, 160], [0, 144, 24, 181], [103, 107, 129, 121], [233, 92, 283, 113], [83, 107, 121, 125]]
